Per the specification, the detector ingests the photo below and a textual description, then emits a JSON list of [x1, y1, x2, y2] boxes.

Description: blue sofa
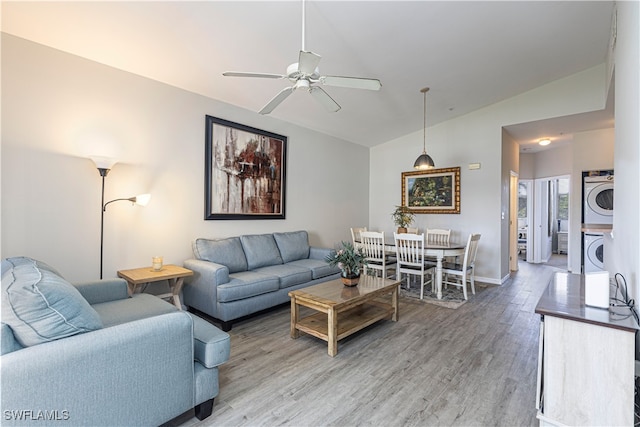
[[183, 230, 340, 331], [1, 256, 230, 426]]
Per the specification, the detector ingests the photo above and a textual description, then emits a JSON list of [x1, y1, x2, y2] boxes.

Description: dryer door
[[586, 182, 614, 218]]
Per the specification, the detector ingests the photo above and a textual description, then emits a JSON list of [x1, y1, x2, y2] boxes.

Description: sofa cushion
[[273, 231, 310, 263], [253, 264, 313, 289], [1, 257, 103, 347], [218, 273, 280, 303], [1, 323, 23, 355], [193, 237, 248, 273], [288, 258, 341, 280], [92, 294, 177, 328], [240, 234, 283, 270]]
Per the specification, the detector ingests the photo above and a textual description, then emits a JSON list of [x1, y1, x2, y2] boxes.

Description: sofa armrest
[[72, 278, 129, 304], [189, 313, 230, 368], [309, 246, 333, 260], [182, 259, 230, 317], [1, 312, 195, 427], [184, 259, 230, 286]]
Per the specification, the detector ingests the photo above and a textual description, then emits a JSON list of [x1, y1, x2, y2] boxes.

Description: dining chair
[[394, 232, 435, 298], [350, 227, 367, 249], [426, 228, 451, 245], [441, 233, 481, 300], [360, 231, 396, 279]]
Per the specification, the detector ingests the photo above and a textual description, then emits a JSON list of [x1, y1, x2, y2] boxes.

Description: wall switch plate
[[469, 163, 481, 170]]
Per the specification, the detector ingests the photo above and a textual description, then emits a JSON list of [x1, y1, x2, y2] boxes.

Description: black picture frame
[[205, 115, 287, 220]]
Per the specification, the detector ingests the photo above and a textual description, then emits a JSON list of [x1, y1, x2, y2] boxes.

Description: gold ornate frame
[[401, 167, 460, 214]]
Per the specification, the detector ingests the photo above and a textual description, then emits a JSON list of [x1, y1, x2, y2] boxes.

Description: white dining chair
[[426, 228, 451, 245], [441, 233, 481, 300], [394, 232, 435, 298], [360, 231, 396, 279], [350, 227, 367, 249]]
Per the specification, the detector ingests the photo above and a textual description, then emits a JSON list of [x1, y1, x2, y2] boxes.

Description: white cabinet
[[535, 273, 637, 426], [556, 231, 567, 254]]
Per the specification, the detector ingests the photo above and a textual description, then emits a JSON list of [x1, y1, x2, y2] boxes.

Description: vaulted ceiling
[[2, 1, 615, 149]]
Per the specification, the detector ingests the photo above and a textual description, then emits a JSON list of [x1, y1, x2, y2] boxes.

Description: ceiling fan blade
[[259, 86, 295, 115], [298, 51, 321, 75], [320, 75, 382, 91], [223, 71, 285, 79], [309, 86, 341, 112]]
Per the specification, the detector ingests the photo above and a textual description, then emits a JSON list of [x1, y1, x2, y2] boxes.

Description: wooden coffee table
[[289, 275, 400, 357], [117, 264, 193, 309]]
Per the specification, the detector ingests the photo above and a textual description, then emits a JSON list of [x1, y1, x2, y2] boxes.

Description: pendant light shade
[[413, 152, 435, 170], [414, 87, 435, 170]]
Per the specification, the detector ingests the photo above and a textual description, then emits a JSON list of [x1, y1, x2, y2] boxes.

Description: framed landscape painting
[[205, 115, 287, 220], [401, 167, 460, 214]]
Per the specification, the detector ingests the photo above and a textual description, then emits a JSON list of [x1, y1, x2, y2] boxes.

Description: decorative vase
[[341, 274, 360, 287], [397, 227, 407, 234]]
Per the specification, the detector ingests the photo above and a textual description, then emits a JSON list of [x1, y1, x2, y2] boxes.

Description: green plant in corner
[[391, 205, 415, 229], [325, 241, 367, 278]]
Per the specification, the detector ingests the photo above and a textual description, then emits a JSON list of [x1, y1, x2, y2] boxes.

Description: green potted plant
[[325, 241, 367, 286], [391, 205, 415, 233]]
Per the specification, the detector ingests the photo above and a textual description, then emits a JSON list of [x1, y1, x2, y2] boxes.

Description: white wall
[[609, 1, 640, 305], [533, 145, 573, 178], [1, 34, 370, 282], [370, 65, 608, 284], [501, 128, 519, 272], [519, 153, 535, 180]]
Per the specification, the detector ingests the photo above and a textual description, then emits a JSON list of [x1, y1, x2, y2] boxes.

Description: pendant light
[[414, 87, 435, 170]]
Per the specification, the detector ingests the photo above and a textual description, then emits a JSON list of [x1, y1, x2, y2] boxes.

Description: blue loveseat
[[1, 256, 230, 426], [183, 230, 340, 331]]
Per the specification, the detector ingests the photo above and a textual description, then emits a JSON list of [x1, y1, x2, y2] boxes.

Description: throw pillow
[[1, 257, 103, 347], [193, 237, 248, 273], [240, 234, 283, 270], [273, 231, 310, 263]]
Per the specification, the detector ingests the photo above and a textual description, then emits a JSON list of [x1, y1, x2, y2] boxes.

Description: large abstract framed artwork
[[401, 167, 460, 214], [205, 115, 287, 220]]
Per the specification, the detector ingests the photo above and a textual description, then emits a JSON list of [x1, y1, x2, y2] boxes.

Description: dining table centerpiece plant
[[325, 241, 367, 286], [391, 205, 415, 233]]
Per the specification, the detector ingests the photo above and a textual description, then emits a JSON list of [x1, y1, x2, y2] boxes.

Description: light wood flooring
[[168, 261, 561, 427]]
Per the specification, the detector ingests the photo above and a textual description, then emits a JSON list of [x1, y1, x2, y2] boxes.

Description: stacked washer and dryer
[[582, 172, 614, 273]]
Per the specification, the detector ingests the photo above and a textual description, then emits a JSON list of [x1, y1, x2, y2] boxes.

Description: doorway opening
[[519, 176, 569, 270]]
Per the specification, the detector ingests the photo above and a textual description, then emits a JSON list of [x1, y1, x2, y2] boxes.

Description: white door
[[534, 179, 553, 263]]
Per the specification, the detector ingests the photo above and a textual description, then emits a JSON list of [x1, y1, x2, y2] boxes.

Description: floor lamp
[[90, 156, 150, 279]]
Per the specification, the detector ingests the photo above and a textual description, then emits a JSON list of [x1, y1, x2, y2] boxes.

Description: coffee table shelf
[[295, 302, 394, 341]]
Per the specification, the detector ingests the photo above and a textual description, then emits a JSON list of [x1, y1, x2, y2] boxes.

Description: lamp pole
[[97, 167, 109, 279]]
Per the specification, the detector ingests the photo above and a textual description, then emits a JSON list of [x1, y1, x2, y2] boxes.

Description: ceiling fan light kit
[[222, 0, 381, 115], [414, 87, 435, 170]]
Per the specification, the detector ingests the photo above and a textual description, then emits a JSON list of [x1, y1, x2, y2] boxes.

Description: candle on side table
[[152, 256, 163, 271]]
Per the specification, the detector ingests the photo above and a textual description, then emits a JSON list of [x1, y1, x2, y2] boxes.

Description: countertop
[[581, 223, 613, 232], [535, 272, 638, 332]]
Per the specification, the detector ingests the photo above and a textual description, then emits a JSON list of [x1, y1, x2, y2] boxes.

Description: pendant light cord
[[422, 87, 429, 154]]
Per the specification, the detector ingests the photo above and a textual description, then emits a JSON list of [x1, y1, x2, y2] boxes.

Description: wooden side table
[[117, 264, 193, 310]]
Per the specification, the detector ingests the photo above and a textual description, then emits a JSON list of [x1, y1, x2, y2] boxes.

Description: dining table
[[356, 234, 466, 300]]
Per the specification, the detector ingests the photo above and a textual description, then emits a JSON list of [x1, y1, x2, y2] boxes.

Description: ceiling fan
[[222, 0, 382, 115]]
